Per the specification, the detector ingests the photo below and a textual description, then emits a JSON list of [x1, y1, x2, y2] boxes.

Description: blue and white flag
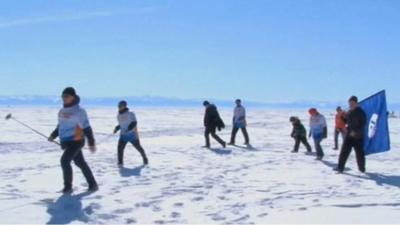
[[359, 90, 391, 155]]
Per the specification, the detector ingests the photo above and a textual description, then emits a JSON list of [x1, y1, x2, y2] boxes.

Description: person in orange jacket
[[334, 106, 347, 150]]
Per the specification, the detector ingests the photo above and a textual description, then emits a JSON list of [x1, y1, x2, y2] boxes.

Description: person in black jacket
[[336, 96, 367, 173], [203, 101, 226, 148], [48, 87, 98, 193]]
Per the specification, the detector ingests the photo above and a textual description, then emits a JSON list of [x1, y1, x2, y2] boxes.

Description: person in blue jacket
[[49, 87, 98, 193], [113, 101, 149, 166]]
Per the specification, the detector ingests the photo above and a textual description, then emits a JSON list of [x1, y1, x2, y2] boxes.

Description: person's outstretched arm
[[84, 126, 96, 147], [114, 125, 121, 134], [49, 125, 59, 141]]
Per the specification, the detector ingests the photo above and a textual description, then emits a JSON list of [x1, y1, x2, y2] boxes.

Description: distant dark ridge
[[0, 96, 399, 110]]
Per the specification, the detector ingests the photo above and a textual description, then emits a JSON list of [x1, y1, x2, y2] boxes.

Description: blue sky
[[0, 0, 399, 103]]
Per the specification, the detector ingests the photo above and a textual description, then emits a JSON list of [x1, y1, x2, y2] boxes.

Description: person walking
[[113, 101, 149, 166], [290, 116, 312, 153], [309, 108, 328, 160], [203, 101, 226, 149], [228, 99, 250, 146], [336, 96, 367, 173], [334, 106, 347, 150], [48, 87, 98, 193]]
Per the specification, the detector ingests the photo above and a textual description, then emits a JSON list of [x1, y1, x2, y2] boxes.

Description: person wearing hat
[[334, 106, 347, 150], [336, 96, 367, 173], [203, 101, 226, 148], [48, 87, 98, 193], [290, 116, 312, 153], [113, 101, 149, 166], [308, 108, 328, 160], [228, 99, 250, 146]]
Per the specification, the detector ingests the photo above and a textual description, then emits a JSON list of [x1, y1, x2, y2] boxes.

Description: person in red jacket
[[334, 106, 347, 150]]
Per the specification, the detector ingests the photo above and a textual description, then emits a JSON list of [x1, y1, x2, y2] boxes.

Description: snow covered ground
[[0, 107, 399, 224]]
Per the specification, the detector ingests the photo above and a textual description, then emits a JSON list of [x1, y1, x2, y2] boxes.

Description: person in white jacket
[[228, 99, 250, 145], [309, 108, 328, 160], [113, 101, 148, 166], [48, 87, 98, 193]]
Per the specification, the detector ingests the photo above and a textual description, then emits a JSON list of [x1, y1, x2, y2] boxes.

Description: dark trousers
[[334, 128, 347, 149], [293, 136, 312, 152], [61, 142, 97, 189], [205, 126, 225, 147], [313, 138, 324, 158], [230, 126, 250, 144], [118, 139, 148, 165], [338, 137, 365, 172]]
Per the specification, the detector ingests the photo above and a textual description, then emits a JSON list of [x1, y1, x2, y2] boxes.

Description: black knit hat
[[62, 87, 77, 97], [203, 101, 210, 106], [118, 100, 128, 107], [349, 96, 358, 103]]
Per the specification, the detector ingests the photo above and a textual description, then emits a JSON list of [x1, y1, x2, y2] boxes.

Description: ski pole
[[5, 113, 61, 146]]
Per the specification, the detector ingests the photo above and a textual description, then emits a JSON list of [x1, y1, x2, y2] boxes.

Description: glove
[[113, 125, 120, 134]]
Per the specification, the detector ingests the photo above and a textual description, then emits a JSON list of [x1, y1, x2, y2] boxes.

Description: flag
[[359, 90, 391, 155]]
